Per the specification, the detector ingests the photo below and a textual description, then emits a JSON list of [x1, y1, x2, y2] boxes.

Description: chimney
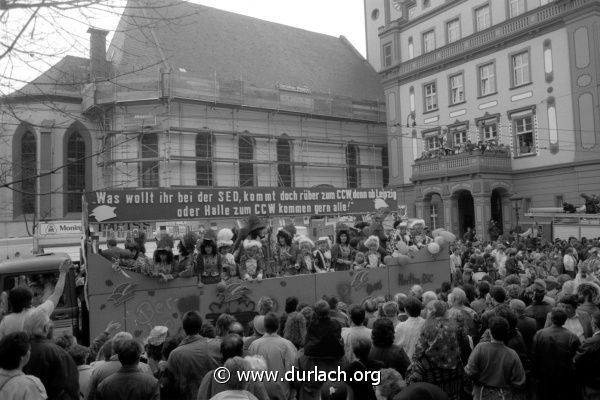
[[87, 27, 109, 81]]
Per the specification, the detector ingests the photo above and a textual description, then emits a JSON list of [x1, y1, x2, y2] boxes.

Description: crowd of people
[[1, 211, 600, 400], [415, 138, 510, 161]]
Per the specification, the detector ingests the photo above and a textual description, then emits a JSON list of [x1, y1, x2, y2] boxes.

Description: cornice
[[379, 0, 467, 37]]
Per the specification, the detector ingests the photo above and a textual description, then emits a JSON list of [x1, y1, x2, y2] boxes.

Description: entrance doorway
[[456, 190, 475, 237], [491, 189, 504, 234]]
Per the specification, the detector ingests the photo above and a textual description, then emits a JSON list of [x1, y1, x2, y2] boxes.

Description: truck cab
[[0, 253, 80, 340]]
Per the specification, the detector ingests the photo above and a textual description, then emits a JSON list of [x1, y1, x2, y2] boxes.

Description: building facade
[[366, 0, 600, 238], [0, 0, 387, 239]]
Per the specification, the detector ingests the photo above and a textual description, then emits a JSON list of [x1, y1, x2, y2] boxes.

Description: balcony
[[381, 0, 595, 84], [411, 151, 512, 181]]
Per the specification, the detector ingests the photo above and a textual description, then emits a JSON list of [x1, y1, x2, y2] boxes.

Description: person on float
[[216, 228, 238, 281], [331, 224, 353, 271], [274, 224, 297, 277], [364, 236, 385, 268], [313, 237, 332, 272], [239, 239, 264, 282], [295, 236, 322, 274], [195, 229, 223, 287], [175, 231, 198, 278], [234, 215, 267, 263], [146, 235, 176, 282], [352, 252, 367, 270], [119, 230, 151, 273]]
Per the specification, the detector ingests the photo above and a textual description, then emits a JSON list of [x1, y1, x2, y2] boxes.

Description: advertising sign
[[39, 221, 82, 236], [86, 187, 398, 223]]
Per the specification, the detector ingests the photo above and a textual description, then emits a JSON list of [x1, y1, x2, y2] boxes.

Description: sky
[[2, 0, 368, 91]]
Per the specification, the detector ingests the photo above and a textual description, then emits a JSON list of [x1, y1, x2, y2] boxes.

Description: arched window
[[196, 133, 213, 187], [21, 131, 37, 214], [346, 144, 359, 188], [66, 131, 86, 212], [276, 137, 293, 187], [239, 135, 255, 187], [140, 132, 159, 187]]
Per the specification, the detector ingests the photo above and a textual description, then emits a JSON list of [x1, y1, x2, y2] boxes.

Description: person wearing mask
[[0, 332, 47, 400], [532, 308, 580, 400], [167, 311, 219, 400], [22, 308, 79, 400], [465, 316, 525, 400], [96, 339, 159, 400], [574, 313, 600, 400], [0, 259, 70, 339], [341, 305, 371, 363]]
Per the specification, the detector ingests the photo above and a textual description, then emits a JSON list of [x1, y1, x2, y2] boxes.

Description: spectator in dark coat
[[303, 301, 344, 359], [532, 308, 580, 400], [369, 318, 410, 377], [509, 299, 537, 352], [343, 337, 382, 400], [96, 339, 159, 400], [573, 312, 600, 399], [524, 280, 553, 331], [22, 308, 79, 400]]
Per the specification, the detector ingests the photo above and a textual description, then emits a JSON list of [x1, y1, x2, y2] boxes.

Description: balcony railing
[[411, 152, 511, 181], [382, 0, 594, 83]]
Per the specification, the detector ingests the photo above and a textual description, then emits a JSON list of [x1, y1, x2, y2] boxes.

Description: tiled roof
[[108, 0, 384, 101], [8, 56, 89, 99]]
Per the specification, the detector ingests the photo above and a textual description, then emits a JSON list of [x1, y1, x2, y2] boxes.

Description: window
[[66, 131, 86, 213], [408, 37, 414, 59], [20, 131, 37, 214], [480, 120, 498, 140], [277, 137, 293, 187], [475, 5, 491, 31], [508, 0, 525, 18], [514, 115, 535, 156], [453, 127, 468, 145], [195, 133, 213, 186], [346, 145, 360, 188], [424, 82, 438, 112], [511, 51, 530, 87], [408, 6, 416, 19], [446, 19, 461, 44], [555, 195, 563, 208], [239, 136, 255, 187], [383, 42, 393, 67], [140, 133, 159, 188], [382, 147, 389, 187], [479, 62, 496, 96], [449, 73, 464, 105], [424, 131, 441, 151], [422, 30, 435, 53], [423, 0, 431, 9], [430, 203, 439, 230]]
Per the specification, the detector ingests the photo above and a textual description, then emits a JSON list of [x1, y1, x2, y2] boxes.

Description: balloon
[[395, 255, 411, 266], [439, 230, 456, 243], [396, 241, 409, 255], [434, 236, 446, 246], [427, 242, 440, 255], [432, 228, 445, 237]]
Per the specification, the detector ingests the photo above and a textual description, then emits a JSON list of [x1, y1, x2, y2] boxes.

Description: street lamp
[[509, 193, 523, 234]]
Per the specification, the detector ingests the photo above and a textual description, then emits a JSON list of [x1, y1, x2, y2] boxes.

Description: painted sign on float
[[85, 188, 398, 222]]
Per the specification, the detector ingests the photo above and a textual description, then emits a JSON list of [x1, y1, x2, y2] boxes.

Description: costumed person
[[364, 236, 384, 268], [313, 237, 332, 272], [145, 235, 176, 282], [275, 224, 298, 277], [217, 228, 238, 280], [296, 236, 321, 274], [234, 215, 266, 263], [331, 223, 353, 271], [352, 252, 367, 270], [239, 239, 264, 281], [195, 229, 223, 287], [119, 230, 150, 273], [175, 231, 198, 278]]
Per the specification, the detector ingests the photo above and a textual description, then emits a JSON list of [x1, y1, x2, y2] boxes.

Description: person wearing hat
[[195, 230, 223, 287], [294, 236, 316, 275], [175, 232, 198, 278], [331, 224, 353, 271], [235, 215, 266, 264], [145, 326, 169, 375], [313, 237, 332, 273], [147, 235, 176, 281], [239, 239, 264, 281], [216, 229, 238, 280], [274, 224, 298, 277]]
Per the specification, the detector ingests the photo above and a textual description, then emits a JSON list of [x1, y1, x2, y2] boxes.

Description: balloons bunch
[[427, 228, 457, 256]]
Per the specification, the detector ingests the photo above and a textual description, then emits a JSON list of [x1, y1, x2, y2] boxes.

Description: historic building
[[365, 0, 600, 238], [0, 0, 387, 238]]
